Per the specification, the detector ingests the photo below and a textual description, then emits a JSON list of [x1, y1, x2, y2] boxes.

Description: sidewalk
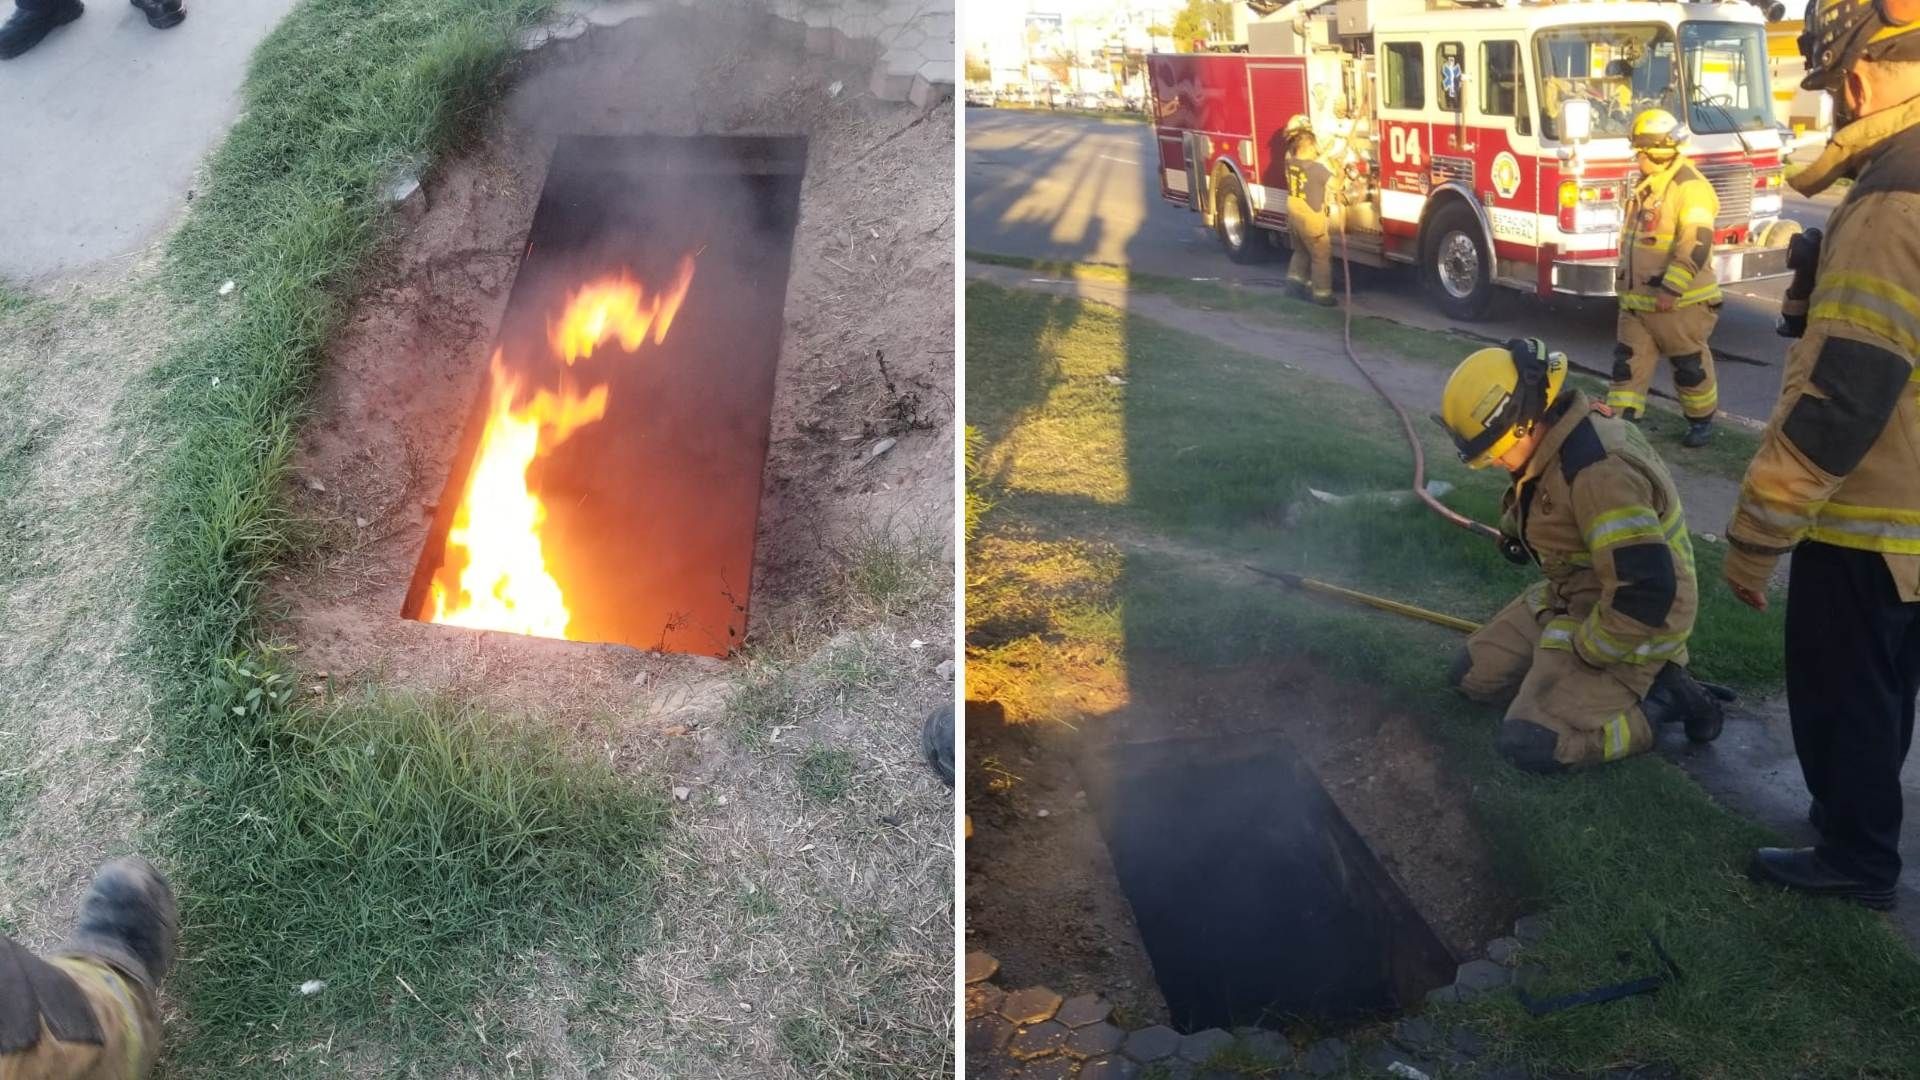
[[0, 0, 301, 282]]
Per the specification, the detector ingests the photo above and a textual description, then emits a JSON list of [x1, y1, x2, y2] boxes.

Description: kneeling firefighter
[[1439, 339, 1723, 772], [1611, 108, 1723, 448]]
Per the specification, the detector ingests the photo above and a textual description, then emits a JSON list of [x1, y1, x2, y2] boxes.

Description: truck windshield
[[1680, 21, 1775, 133], [1535, 25, 1681, 141]]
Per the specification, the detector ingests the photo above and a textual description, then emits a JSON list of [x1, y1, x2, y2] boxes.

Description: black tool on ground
[[1777, 227, 1823, 338], [1514, 931, 1683, 1017]]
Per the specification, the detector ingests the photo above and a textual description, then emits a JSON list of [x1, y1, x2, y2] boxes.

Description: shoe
[[58, 857, 178, 991], [0, 0, 83, 59], [1681, 418, 1713, 448], [1284, 280, 1309, 300], [128, 0, 182, 29], [1313, 293, 1337, 307], [1497, 718, 1564, 774], [1643, 663, 1723, 743], [1621, 407, 1641, 424], [1749, 847, 1896, 910]]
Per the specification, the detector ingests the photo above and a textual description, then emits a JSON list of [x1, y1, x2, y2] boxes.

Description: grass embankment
[[966, 250, 1768, 484], [134, 1, 674, 1072], [966, 281, 1920, 1076]]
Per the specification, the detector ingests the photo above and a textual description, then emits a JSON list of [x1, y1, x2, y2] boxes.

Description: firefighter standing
[[1611, 108, 1723, 448], [1, 858, 176, 1079], [1729, 0, 1920, 910], [1440, 339, 1722, 772], [1284, 120, 1338, 307]]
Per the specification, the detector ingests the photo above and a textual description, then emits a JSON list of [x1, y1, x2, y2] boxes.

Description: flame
[[547, 256, 697, 363], [427, 257, 697, 638]]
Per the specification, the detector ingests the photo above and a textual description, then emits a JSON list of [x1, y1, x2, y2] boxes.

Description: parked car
[[965, 87, 996, 107]]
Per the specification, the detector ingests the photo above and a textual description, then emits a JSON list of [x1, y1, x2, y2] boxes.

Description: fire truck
[[1148, 0, 1797, 319]]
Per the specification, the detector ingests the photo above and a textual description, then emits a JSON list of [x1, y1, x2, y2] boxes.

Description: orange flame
[[547, 256, 697, 364], [427, 257, 698, 638]]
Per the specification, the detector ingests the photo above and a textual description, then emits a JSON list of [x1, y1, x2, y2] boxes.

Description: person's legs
[[1285, 217, 1311, 297], [1772, 543, 1919, 890], [0, 858, 173, 1080], [1608, 310, 1659, 420], [1503, 648, 1652, 770], [1306, 218, 1333, 305], [0, 0, 82, 61], [1646, 304, 1719, 445], [1451, 588, 1546, 706]]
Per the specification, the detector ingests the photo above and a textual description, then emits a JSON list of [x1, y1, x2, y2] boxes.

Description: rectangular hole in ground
[[1078, 728, 1459, 1031], [403, 134, 806, 657]]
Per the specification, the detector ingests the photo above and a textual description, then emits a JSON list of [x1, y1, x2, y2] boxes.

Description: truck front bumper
[[1549, 243, 1793, 298]]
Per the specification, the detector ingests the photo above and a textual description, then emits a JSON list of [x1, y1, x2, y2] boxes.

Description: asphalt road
[[966, 108, 1844, 422]]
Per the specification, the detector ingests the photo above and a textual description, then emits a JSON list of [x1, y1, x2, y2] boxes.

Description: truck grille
[[1698, 162, 1754, 228], [1430, 155, 1474, 188]]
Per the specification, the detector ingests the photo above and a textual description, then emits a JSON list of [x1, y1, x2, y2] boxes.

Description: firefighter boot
[[1682, 417, 1714, 448], [1642, 662, 1723, 744], [59, 857, 178, 994], [128, 0, 183, 29], [0, 0, 82, 59]]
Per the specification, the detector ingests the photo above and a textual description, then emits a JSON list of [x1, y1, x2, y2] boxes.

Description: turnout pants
[[1786, 541, 1920, 889], [1610, 304, 1720, 420], [1286, 199, 1332, 302], [1455, 589, 1657, 767], [0, 939, 156, 1080]]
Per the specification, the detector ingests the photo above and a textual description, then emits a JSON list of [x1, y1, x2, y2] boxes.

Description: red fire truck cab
[[1149, 0, 1796, 319]]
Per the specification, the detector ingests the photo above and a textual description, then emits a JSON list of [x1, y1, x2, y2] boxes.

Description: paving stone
[[1121, 1024, 1181, 1062], [1000, 986, 1064, 1025], [1154, 1063, 1196, 1080], [1057, 993, 1113, 1028], [1238, 1029, 1295, 1066], [968, 983, 1007, 1019], [1067, 1022, 1125, 1058], [1010, 1020, 1070, 1060], [1448, 1027, 1488, 1058], [1391, 1016, 1439, 1051], [1178, 1028, 1235, 1063], [1485, 936, 1524, 965], [965, 951, 1000, 984], [1513, 961, 1549, 991], [967, 1013, 1016, 1056], [910, 70, 953, 108], [1080, 1057, 1140, 1080], [1018, 1057, 1077, 1080], [1424, 983, 1460, 1006], [1301, 1038, 1349, 1076], [1453, 959, 1512, 1000], [1513, 914, 1549, 944]]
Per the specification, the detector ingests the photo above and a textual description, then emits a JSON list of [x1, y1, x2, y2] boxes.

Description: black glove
[[1777, 227, 1823, 339]]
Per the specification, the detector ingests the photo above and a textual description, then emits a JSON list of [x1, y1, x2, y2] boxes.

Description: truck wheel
[[1216, 177, 1266, 264], [1425, 201, 1494, 320]]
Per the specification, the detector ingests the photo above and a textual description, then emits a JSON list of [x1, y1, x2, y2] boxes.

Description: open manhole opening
[[403, 134, 806, 657], [1079, 729, 1458, 1032]]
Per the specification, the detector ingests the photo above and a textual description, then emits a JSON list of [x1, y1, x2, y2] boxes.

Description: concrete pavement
[[0, 0, 302, 282], [966, 107, 1846, 423]]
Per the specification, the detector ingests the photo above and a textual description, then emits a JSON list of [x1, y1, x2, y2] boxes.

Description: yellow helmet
[[1629, 109, 1688, 157], [1285, 113, 1313, 137], [1437, 339, 1568, 469], [1799, 0, 1920, 92]]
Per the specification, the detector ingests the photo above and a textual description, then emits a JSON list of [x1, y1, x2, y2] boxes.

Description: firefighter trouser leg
[[1287, 204, 1332, 302], [0, 939, 158, 1080], [1785, 541, 1920, 890], [1454, 588, 1654, 768], [1610, 305, 1719, 420]]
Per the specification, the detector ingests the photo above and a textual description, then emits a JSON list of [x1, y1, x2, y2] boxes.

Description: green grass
[[844, 524, 944, 617], [966, 281, 1920, 1077], [795, 745, 857, 802], [968, 251, 1768, 484], [113, 0, 697, 1070]]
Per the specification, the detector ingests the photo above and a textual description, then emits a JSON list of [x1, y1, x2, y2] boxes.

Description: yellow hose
[[1245, 564, 1483, 634]]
